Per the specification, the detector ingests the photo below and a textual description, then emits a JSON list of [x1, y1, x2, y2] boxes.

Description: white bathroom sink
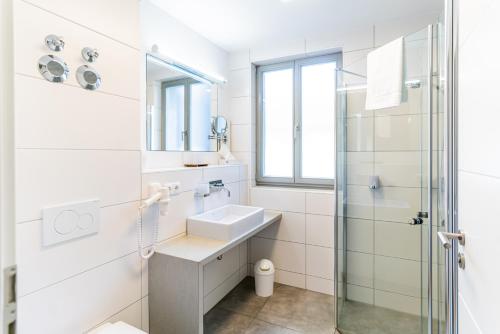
[[187, 205, 265, 241]]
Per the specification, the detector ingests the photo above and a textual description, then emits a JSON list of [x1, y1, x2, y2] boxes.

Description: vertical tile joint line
[[372, 25, 376, 48]]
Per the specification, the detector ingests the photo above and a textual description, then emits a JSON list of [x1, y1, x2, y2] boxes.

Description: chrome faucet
[[209, 180, 231, 198]]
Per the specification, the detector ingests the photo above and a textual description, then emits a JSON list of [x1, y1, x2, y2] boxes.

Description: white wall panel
[[15, 149, 141, 222], [306, 245, 334, 280], [305, 192, 334, 216], [16, 201, 139, 296], [306, 214, 334, 248], [17, 253, 141, 334], [258, 211, 306, 244], [229, 50, 251, 71], [14, 0, 140, 99], [22, 0, 140, 48], [142, 168, 203, 195], [250, 237, 305, 274], [15, 75, 140, 150], [202, 165, 240, 184], [250, 39, 306, 63], [140, 1, 228, 80], [250, 187, 305, 213]]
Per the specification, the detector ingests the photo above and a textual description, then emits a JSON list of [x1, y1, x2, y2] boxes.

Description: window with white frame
[[256, 54, 339, 187]]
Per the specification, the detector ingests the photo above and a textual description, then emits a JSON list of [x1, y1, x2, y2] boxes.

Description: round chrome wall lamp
[[38, 55, 69, 83], [76, 65, 102, 90]]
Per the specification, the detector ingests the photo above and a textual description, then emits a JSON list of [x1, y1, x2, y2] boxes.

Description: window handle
[[181, 130, 188, 141], [294, 122, 300, 139]]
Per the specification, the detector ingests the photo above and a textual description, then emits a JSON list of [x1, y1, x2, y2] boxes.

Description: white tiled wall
[[13, 1, 237, 333], [457, 0, 500, 333], [249, 188, 335, 295], [13, 0, 143, 333]]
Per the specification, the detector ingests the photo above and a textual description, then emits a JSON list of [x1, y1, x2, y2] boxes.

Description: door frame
[[444, 0, 459, 333], [0, 0, 16, 332]]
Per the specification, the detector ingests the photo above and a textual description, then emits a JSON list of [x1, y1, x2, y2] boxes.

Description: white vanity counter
[[155, 211, 281, 265], [149, 211, 281, 334]]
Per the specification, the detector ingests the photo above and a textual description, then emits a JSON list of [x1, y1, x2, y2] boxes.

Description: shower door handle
[[408, 217, 423, 225], [438, 230, 465, 249], [408, 211, 427, 225]]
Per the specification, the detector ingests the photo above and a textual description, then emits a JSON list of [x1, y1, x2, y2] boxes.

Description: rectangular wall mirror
[[146, 54, 220, 152]]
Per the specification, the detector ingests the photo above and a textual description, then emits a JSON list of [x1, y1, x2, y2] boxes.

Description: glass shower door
[[335, 24, 445, 334]]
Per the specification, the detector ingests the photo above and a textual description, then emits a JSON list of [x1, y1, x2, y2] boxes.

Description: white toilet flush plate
[[42, 199, 100, 246]]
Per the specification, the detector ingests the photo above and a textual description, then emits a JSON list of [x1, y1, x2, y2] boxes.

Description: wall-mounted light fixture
[[76, 65, 101, 90]]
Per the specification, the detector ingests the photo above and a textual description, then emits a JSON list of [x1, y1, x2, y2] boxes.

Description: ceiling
[[149, 0, 442, 52]]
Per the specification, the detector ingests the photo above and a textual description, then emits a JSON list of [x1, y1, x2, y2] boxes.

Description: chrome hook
[[81, 47, 99, 63], [45, 34, 65, 52]]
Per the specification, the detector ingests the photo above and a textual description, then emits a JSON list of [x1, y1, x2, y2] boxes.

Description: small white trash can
[[254, 259, 275, 297]]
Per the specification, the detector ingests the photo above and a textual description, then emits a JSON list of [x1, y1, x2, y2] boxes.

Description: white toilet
[[88, 321, 147, 334]]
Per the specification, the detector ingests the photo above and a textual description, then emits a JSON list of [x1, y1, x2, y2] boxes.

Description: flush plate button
[[53, 210, 78, 235], [42, 199, 100, 246]]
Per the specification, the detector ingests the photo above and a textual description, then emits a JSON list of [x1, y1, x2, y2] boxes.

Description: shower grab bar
[[438, 230, 465, 249]]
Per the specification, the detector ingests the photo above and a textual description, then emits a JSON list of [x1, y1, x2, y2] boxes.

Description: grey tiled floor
[[204, 277, 426, 334], [204, 277, 336, 334], [337, 300, 423, 334]]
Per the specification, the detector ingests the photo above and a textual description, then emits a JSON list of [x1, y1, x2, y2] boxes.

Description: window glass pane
[[164, 85, 185, 151], [262, 68, 294, 178], [147, 82, 162, 150], [301, 61, 336, 179], [189, 82, 212, 151]]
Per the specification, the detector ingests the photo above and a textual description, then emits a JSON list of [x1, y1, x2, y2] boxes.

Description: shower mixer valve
[[368, 175, 380, 190]]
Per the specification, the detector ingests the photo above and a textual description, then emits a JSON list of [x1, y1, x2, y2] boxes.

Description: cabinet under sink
[[148, 211, 281, 334]]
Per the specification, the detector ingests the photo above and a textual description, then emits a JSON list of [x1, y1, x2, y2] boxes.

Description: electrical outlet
[[165, 182, 180, 195]]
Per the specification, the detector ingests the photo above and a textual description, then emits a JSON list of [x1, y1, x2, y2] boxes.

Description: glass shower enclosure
[[334, 24, 447, 334]]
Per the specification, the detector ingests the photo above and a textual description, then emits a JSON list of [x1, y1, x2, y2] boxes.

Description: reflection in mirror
[[146, 54, 219, 152], [212, 116, 228, 136], [210, 116, 229, 151]]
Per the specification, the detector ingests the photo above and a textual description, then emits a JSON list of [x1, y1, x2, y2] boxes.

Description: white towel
[[365, 37, 404, 110]]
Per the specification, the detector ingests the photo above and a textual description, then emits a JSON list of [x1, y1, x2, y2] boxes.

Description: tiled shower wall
[[343, 88, 433, 315], [225, 13, 440, 297], [340, 29, 445, 317]]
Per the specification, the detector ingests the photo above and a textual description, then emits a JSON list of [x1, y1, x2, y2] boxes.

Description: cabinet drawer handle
[[217, 255, 223, 261]]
